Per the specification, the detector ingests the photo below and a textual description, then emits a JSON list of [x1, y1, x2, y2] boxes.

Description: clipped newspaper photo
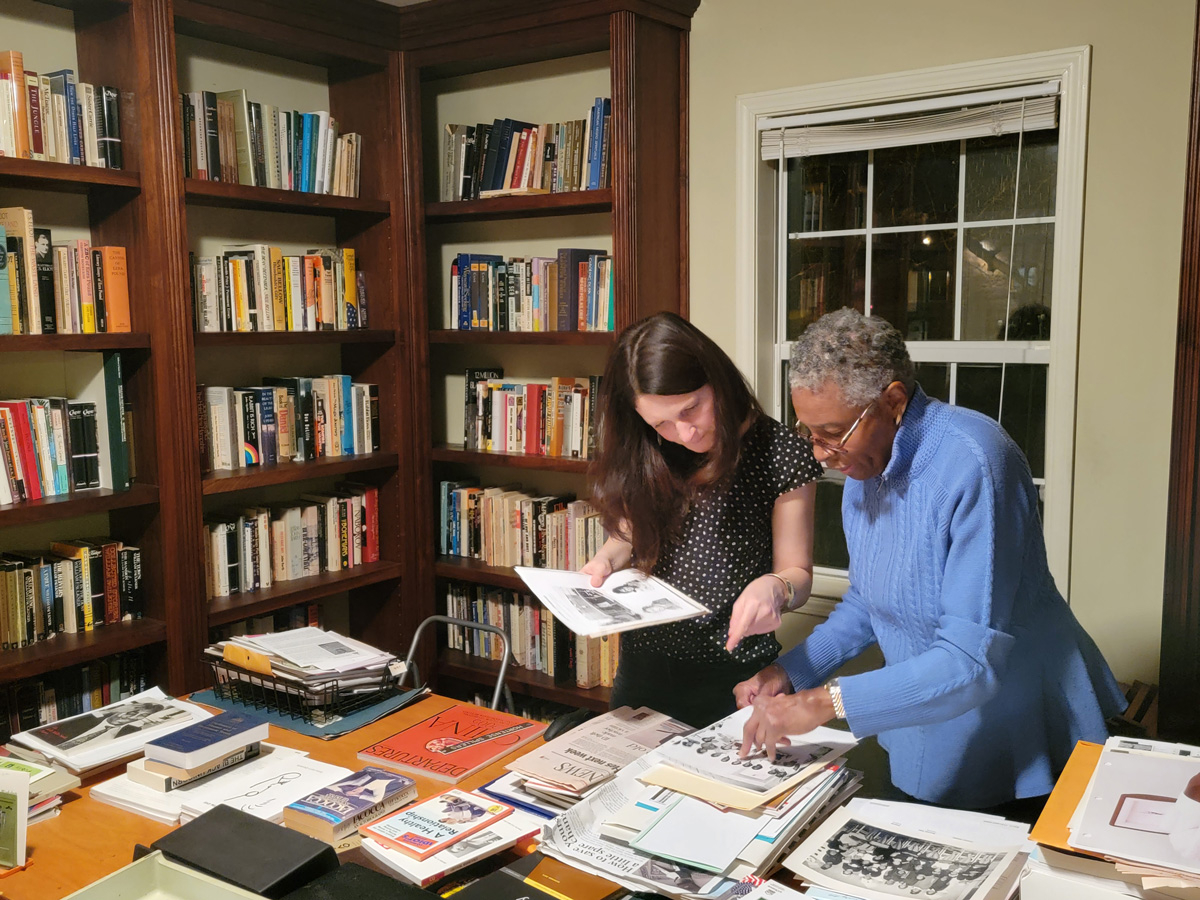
[[507, 706, 692, 794], [513, 566, 709, 637]]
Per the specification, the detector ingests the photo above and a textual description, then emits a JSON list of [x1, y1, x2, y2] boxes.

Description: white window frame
[[733, 48, 1091, 610]]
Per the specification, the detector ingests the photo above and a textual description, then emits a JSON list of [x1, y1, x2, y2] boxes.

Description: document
[[514, 567, 709, 637]]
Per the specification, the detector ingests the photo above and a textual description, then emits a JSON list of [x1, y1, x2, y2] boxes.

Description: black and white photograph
[[634, 856, 719, 894], [793, 820, 1010, 900]]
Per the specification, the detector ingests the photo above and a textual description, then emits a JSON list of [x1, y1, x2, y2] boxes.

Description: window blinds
[[760, 92, 1058, 161]]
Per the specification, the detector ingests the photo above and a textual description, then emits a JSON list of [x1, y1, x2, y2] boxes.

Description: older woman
[[736, 308, 1125, 813]]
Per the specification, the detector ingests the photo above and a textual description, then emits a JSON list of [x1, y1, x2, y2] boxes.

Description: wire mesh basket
[[207, 658, 402, 724]]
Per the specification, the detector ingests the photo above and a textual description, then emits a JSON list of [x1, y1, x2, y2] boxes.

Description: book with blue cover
[[283, 765, 417, 844], [144, 710, 269, 769]]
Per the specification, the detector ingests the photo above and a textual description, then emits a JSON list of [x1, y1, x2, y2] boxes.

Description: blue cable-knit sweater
[[777, 386, 1125, 809]]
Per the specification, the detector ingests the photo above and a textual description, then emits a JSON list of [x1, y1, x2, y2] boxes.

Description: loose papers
[[514, 567, 710, 637]]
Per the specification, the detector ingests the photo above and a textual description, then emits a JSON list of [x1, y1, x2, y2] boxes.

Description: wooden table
[[3, 694, 544, 899]]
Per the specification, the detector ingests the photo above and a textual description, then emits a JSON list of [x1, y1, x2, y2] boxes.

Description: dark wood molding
[[1160, 0, 1200, 743], [426, 190, 612, 223], [0, 484, 159, 529], [207, 561, 403, 626], [0, 619, 168, 687], [200, 452, 399, 495], [428, 330, 615, 346], [432, 444, 592, 473], [440, 649, 612, 711]]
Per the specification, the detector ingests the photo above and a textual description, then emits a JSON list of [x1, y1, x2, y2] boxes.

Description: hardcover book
[[143, 710, 268, 769], [358, 788, 512, 860], [357, 702, 545, 784], [282, 765, 417, 844]]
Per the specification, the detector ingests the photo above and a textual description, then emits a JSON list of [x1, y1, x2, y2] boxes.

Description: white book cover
[[514, 567, 708, 638], [179, 752, 349, 824]]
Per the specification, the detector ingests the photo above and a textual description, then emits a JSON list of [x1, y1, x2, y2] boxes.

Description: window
[[735, 50, 1090, 599]]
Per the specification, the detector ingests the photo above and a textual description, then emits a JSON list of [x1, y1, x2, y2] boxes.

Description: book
[[128, 742, 260, 791], [143, 710, 268, 769], [357, 702, 545, 784], [282, 765, 417, 844], [93, 246, 130, 332], [0, 768, 28, 869], [359, 788, 512, 860]]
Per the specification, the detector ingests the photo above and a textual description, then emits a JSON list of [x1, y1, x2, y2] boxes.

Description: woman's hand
[[725, 575, 790, 652], [580, 536, 633, 587], [733, 662, 792, 708], [739, 688, 836, 761]]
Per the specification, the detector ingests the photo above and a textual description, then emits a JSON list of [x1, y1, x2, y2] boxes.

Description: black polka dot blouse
[[621, 414, 823, 666]]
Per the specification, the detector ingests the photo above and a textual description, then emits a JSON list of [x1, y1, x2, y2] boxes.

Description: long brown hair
[[591, 312, 763, 571]]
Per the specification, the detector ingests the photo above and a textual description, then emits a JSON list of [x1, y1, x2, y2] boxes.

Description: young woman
[[581, 312, 821, 727]]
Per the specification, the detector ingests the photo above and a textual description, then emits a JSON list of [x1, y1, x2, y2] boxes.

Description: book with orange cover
[[359, 787, 512, 860], [94, 246, 130, 332], [357, 701, 545, 784]]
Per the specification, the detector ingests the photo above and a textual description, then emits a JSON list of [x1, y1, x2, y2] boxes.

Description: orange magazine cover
[[357, 701, 546, 784], [359, 787, 512, 860]]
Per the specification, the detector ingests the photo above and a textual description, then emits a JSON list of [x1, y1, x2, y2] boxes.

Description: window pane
[[961, 224, 1054, 341], [871, 230, 956, 340], [955, 363, 1047, 478], [786, 152, 868, 233], [873, 141, 959, 227], [814, 476, 850, 570], [786, 236, 866, 340], [915, 362, 951, 402], [965, 129, 1058, 221]]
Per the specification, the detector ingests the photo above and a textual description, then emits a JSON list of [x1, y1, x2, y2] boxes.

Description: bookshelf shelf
[[0, 157, 140, 195], [0, 618, 168, 686], [426, 189, 612, 223], [38, 0, 130, 13], [194, 329, 396, 348], [429, 330, 615, 346], [432, 443, 591, 474], [434, 556, 525, 591], [207, 560, 403, 627], [0, 484, 160, 529], [184, 179, 389, 218], [200, 452, 399, 495], [439, 649, 611, 712], [0, 334, 152, 352]]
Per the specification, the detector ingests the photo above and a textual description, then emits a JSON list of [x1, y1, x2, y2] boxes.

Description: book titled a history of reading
[[357, 703, 546, 784], [359, 788, 512, 860]]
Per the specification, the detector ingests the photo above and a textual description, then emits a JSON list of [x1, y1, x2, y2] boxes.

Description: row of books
[[450, 248, 612, 332], [190, 244, 367, 333], [208, 601, 319, 643], [198, 376, 379, 473], [179, 89, 361, 197], [445, 582, 618, 689], [203, 483, 381, 599], [1, 538, 144, 648], [464, 370, 599, 460], [0, 52, 122, 168], [441, 97, 612, 201], [1, 353, 132, 506], [0, 209, 131, 334], [439, 480, 607, 570], [0, 650, 147, 742]]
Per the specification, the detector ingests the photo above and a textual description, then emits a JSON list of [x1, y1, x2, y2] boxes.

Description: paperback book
[[143, 710, 268, 769], [283, 766, 417, 844], [358, 702, 545, 784], [359, 788, 512, 860]]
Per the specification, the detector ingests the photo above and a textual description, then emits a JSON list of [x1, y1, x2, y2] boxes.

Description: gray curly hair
[[788, 308, 915, 407]]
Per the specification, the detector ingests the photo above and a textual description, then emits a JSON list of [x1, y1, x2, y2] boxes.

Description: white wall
[[689, 0, 1196, 683]]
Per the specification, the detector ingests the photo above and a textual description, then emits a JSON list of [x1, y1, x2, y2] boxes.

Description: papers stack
[[1030, 737, 1200, 899], [535, 706, 863, 898], [10, 687, 212, 776], [503, 706, 692, 809], [206, 627, 400, 693]]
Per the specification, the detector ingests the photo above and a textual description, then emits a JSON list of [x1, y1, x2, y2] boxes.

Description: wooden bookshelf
[[184, 179, 389, 218], [0, 334, 152, 352], [434, 556, 526, 591], [207, 561, 403, 627], [0, 619, 167, 686], [425, 189, 613, 223], [432, 443, 591, 473], [428, 330, 615, 346], [200, 452, 398, 495], [0, 484, 159, 529], [440, 649, 611, 712], [0, 157, 140, 194], [194, 329, 396, 347]]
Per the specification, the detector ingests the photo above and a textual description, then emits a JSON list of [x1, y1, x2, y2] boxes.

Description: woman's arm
[[725, 482, 815, 652], [580, 534, 633, 587]]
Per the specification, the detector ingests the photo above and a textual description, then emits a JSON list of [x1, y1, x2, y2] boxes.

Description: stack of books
[[0, 52, 122, 169], [283, 765, 417, 846], [441, 98, 611, 201], [461, 370, 602, 458], [126, 710, 269, 793], [179, 89, 361, 197], [1, 210, 131, 335], [190, 244, 367, 333], [535, 706, 863, 897], [199, 375, 379, 473], [1022, 737, 1200, 899], [450, 249, 612, 333], [0, 749, 81, 824]]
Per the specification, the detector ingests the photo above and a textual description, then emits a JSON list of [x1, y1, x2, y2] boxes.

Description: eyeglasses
[[794, 398, 877, 454]]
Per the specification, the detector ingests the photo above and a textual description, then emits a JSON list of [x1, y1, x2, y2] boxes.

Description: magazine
[[360, 788, 513, 860], [12, 688, 211, 773], [514, 567, 709, 637]]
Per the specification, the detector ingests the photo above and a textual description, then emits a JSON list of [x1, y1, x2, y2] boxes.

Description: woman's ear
[[882, 380, 910, 425]]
